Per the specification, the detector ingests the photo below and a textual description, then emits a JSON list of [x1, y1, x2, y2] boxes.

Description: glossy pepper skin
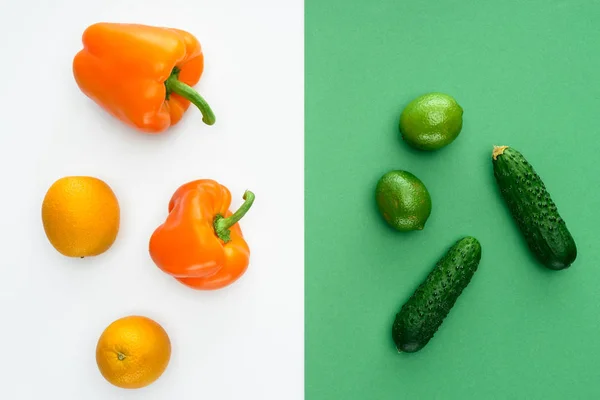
[[149, 180, 254, 290], [73, 23, 215, 133]]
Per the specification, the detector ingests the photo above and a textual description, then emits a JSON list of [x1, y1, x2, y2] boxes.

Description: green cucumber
[[492, 146, 577, 270], [392, 236, 481, 353]]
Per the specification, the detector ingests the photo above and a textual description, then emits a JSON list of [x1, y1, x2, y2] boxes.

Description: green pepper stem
[[165, 68, 216, 126], [214, 191, 255, 243]]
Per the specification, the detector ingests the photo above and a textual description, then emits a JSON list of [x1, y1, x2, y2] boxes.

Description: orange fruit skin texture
[[96, 316, 172, 389], [41, 176, 120, 257]]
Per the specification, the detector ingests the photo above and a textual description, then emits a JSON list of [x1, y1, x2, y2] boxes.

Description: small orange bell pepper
[[73, 22, 215, 133], [149, 180, 255, 290]]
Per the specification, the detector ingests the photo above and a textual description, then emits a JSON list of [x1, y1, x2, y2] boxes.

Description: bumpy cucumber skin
[[392, 237, 482, 353], [492, 147, 577, 270]]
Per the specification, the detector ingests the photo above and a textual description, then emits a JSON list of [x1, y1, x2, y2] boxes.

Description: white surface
[[0, 1, 303, 399]]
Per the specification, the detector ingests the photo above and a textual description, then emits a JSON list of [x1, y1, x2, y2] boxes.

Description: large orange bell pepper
[[73, 23, 215, 133], [149, 180, 254, 290]]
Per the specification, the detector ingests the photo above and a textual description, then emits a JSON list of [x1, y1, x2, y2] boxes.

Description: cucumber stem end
[[492, 145, 509, 160]]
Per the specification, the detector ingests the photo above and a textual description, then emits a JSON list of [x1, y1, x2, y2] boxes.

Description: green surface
[[305, 1, 600, 399]]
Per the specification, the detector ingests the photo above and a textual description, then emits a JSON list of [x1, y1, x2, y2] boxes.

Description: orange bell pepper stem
[[214, 191, 255, 243], [73, 23, 215, 133], [165, 66, 215, 126], [149, 180, 255, 291]]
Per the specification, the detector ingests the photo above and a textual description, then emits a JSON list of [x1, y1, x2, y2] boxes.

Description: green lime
[[399, 92, 463, 151], [375, 170, 432, 232]]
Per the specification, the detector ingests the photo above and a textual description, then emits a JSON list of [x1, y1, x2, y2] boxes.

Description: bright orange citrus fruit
[[96, 316, 171, 389], [41, 176, 120, 257]]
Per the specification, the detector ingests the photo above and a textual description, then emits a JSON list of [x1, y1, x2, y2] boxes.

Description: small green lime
[[399, 92, 463, 151], [375, 170, 432, 232]]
